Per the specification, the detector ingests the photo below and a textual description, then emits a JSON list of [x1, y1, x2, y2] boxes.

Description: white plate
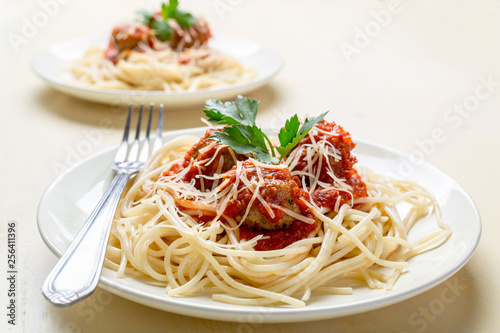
[[37, 127, 481, 323], [31, 36, 283, 107]]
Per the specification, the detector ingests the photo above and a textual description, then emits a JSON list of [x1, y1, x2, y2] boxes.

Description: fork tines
[[115, 103, 164, 168]]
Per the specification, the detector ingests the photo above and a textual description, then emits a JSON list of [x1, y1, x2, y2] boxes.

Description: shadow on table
[[44, 265, 482, 333], [34, 84, 280, 131]]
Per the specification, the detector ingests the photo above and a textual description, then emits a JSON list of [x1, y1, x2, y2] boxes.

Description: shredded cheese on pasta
[[104, 134, 451, 307]]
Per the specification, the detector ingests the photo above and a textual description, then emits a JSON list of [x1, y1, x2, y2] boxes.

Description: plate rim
[[30, 35, 283, 100], [37, 127, 482, 323]]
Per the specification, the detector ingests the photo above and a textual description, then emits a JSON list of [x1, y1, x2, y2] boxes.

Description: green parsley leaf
[[300, 112, 329, 135], [162, 1, 178, 19], [203, 97, 327, 164], [143, 1, 197, 41], [203, 100, 241, 125], [276, 112, 328, 159], [152, 19, 173, 41], [278, 114, 300, 148], [136, 10, 154, 25], [254, 149, 280, 165], [236, 125, 268, 152], [211, 125, 277, 162], [174, 10, 196, 28], [210, 128, 256, 155], [161, 0, 196, 28], [204, 95, 258, 126], [235, 95, 258, 126]]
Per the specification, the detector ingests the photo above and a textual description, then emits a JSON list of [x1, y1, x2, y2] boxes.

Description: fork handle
[[42, 170, 134, 306]]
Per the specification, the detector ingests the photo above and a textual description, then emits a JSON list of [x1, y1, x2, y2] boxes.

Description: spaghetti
[[67, 2, 255, 91], [68, 46, 255, 91], [104, 120, 451, 307]]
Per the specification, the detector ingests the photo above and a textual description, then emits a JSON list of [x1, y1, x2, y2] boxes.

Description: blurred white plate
[[31, 36, 283, 107], [37, 127, 481, 323]]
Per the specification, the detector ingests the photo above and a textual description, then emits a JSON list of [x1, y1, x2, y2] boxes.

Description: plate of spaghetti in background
[[31, 1, 282, 107], [37, 97, 481, 323]]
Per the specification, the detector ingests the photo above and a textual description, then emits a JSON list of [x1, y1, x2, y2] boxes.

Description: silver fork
[[42, 103, 164, 307]]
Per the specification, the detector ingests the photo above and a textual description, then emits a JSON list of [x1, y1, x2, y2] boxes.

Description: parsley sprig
[[137, 0, 196, 41], [163, 0, 196, 28], [203, 96, 328, 164]]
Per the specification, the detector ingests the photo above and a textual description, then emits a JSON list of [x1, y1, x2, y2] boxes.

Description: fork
[[42, 103, 164, 307]]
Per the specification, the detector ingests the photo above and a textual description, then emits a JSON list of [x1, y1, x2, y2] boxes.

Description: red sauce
[[188, 212, 216, 225], [104, 42, 119, 64], [104, 24, 154, 64], [312, 169, 367, 210], [223, 160, 317, 251], [169, 18, 212, 50], [293, 120, 368, 211], [104, 14, 212, 65], [160, 121, 368, 251], [162, 129, 243, 190], [240, 220, 318, 251], [294, 120, 358, 180], [223, 160, 295, 224], [223, 185, 253, 219]]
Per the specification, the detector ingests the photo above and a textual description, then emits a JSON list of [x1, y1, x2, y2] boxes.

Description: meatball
[[292, 120, 358, 181], [182, 128, 244, 191], [105, 23, 153, 63], [168, 18, 212, 50], [112, 24, 153, 51], [288, 120, 368, 210], [223, 160, 311, 231], [238, 179, 301, 230], [103, 14, 212, 64]]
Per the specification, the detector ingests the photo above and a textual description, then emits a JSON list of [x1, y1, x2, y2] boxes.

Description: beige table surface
[[1, 0, 499, 332]]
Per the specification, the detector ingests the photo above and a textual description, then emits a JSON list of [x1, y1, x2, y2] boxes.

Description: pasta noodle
[[104, 133, 452, 307], [67, 46, 256, 91], [65, 2, 256, 91]]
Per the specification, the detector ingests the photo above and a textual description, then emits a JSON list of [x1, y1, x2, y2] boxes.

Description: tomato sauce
[[162, 128, 243, 190], [293, 120, 368, 211], [104, 24, 154, 64], [294, 120, 358, 180], [223, 160, 317, 251], [312, 170, 367, 210], [223, 160, 296, 224], [239, 185, 317, 251], [161, 121, 368, 251], [239, 220, 318, 251], [103, 12, 212, 64]]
